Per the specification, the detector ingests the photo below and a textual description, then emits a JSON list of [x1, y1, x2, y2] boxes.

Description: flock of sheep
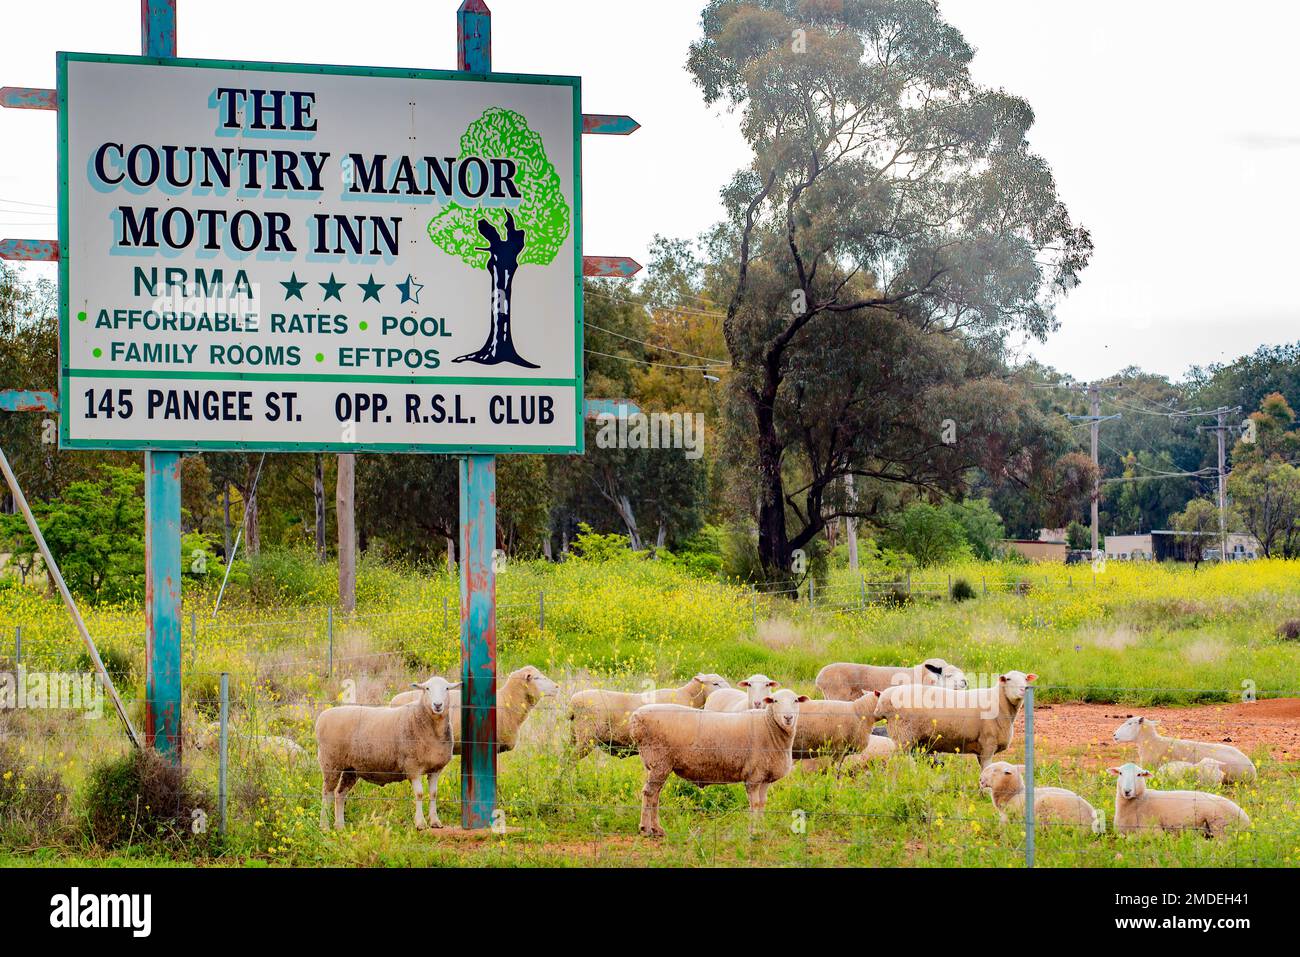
[[309, 659, 1256, 841]]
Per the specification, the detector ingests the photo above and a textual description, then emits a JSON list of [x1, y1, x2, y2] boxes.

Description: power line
[[584, 348, 729, 372], [585, 321, 729, 365], [587, 288, 727, 322], [0, 197, 53, 209]]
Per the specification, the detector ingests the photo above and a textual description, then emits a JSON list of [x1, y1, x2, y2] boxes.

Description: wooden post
[[457, 1, 498, 831], [336, 454, 356, 614]]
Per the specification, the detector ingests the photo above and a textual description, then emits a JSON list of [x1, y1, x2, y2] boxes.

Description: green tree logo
[[427, 107, 571, 368]]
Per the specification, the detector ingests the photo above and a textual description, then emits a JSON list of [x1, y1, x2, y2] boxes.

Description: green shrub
[[0, 742, 69, 842], [83, 747, 213, 849], [950, 577, 977, 602], [570, 523, 632, 562], [74, 645, 134, 687]]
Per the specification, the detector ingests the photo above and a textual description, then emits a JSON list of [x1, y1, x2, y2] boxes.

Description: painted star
[[397, 274, 423, 304], [358, 274, 384, 303], [319, 274, 345, 301], [281, 272, 307, 300]]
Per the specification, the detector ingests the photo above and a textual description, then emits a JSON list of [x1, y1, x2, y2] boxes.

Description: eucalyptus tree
[[689, 0, 1092, 574]]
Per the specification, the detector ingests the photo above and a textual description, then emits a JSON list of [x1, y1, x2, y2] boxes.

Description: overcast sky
[[3, 0, 1297, 381]]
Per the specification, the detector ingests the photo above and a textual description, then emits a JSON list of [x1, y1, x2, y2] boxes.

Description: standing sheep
[[704, 674, 778, 712], [876, 671, 1036, 768], [815, 658, 967, 701], [1113, 716, 1256, 784], [790, 690, 882, 760], [629, 688, 809, 837], [315, 676, 458, 830], [978, 761, 1104, 833], [1108, 762, 1250, 838], [568, 674, 729, 758], [391, 665, 559, 754]]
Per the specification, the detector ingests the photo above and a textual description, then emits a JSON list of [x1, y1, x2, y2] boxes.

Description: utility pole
[[845, 474, 859, 574], [1066, 383, 1120, 562], [1194, 407, 1241, 563]]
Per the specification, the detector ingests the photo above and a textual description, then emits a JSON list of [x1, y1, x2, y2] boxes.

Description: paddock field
[[1, 557, 1298, 867]]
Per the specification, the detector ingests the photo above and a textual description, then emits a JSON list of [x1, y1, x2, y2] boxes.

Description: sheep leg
[[412, 775, 428, 830], [426, 769, 444, 828], [745, 781, 769, 836], [333, 783, 346, 830], [320, 782, 331, 831], [640, 770, 667, 838]]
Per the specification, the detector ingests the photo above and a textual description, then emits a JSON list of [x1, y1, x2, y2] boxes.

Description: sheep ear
[[739, 680, 751, 687], [924, 663, 943, 675], [767, 680, 779, 687], [796, 695, 809, 703], [999, 674, 1008, 683], [763, 696, 775, 704], [447, 682, 462, 691], [1107, 767, 1122, 776], [1025, 674, 1037, 683], [410, 683, 421, 689], [1137, 770, 1151, 778]]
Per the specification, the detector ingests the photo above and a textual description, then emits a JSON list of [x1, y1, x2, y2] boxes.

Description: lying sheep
[[790, 690, 882, 760], [979, 761, 1104, 833], [629, 689, 809, 837], [815, 658, 967, 701], [190, 720, 306, 761], [1109, 762, 1250, 838], [315, 676, 458, 830], [810, 732, 897, 774], [704, 673, 778, 712], [391, 665, 559, 754], [1156, 758, 1227, 787], [876, 671, 1036, 768], [1113, 716, 1256, 784], [569, 674, 729, 758]]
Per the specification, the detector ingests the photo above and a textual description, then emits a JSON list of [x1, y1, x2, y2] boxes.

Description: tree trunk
[[754, 391, 791, 575], [243, 461, 261, 556], [445, 535, 456, 575], [336, 453, 356, 614], [313, 454, 326, 562], [222, 483, 232, 559], [452, 213, 538, 368]]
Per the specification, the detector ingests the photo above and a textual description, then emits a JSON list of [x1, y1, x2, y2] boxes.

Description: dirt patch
[[1025, 699, 1300, 765]]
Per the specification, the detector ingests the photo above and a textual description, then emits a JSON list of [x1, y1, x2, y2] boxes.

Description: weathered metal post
[[218, 671, 229, 836], [456, 0, 499, 832], [13, 625, 20, 666], [327, 606, 334, 677], [1024, 681, 1036, 868], [141, 0, 183, 764]]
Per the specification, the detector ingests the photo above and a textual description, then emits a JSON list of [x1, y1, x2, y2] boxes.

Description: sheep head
[[1112, 715, 1155, 743], [738, 674, 779, 708], [762, 688, 809, 731], [410, 676, 460, 717], [1108, 762, 1151, 800]]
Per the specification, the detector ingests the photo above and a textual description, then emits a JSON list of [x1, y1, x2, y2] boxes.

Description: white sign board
[[58, 53, 583, 453]]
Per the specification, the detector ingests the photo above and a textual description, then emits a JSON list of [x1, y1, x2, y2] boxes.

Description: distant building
[[1002, 539, 1067, 562], [1149, 530, 1259, 563], [1103, 534, 1153, 561]]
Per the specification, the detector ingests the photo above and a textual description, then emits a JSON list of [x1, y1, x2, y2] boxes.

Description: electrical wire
[[584, 348, 729, 372], [585, 321, 729, 365]]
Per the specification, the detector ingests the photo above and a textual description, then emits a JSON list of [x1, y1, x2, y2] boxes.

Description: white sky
[[3, 0, 1298, 381]]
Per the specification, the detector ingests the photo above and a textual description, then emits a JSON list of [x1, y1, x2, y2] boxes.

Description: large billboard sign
[[57, 53, 582, 453]]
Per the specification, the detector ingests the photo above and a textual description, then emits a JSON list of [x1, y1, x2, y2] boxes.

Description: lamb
[[704, 673, 778, 712], [629, 688, 809, 836], [978, 761, 1104, 833], [815, 658, 967, 701], [790, 690, 882, 760], [1156, 758, 1227, 787], [1113, 716, 1256, 784], [875, 671, 1037, 768], [1108, 762, 1250, 838], [190, 720, 306, 761], [315, 675, 458, 830], [391, 665, 559, 754], [568, 673, 729, 758]]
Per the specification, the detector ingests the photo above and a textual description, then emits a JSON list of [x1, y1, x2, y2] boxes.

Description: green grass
[[2, 555, 1300, 866]]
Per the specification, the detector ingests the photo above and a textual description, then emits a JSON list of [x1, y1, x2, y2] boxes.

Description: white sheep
[[190, 720, 306, 762], [978, 761, 1104, 833], [1108, 762, 1250, 838], [315, 675, 458, 830], [568, 674, 729, 758], [1113, 716, 1256, 784], [815, 658, 967, 701], [875, 671, 1036, 768], [391, 665, 559, 754], [629, 688, 809, 836], [1156, 758, 1227, 787], [790, 690, 882, 760], [704, 673, 778, 712]]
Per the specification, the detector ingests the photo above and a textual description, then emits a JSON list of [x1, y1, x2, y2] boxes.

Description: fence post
[[1024, 682, 1035, 868], [442, 594, 449, 632], [982, 576, 987, 596], [218, 671, 229, 837], [13, 625, 20, 666], [906, 571, 912, 597], [189, 610, 197, 668], [751, 586, 757, 631], [327, 606, 334, 677], [808, 578, 815, 604], [539, 590, 545, 632], [947, 574, 952, 597], [859, 577, 865, 608]]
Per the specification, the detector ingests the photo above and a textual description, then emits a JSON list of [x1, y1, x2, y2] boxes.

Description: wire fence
[[3, 618, 1297, 867]]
